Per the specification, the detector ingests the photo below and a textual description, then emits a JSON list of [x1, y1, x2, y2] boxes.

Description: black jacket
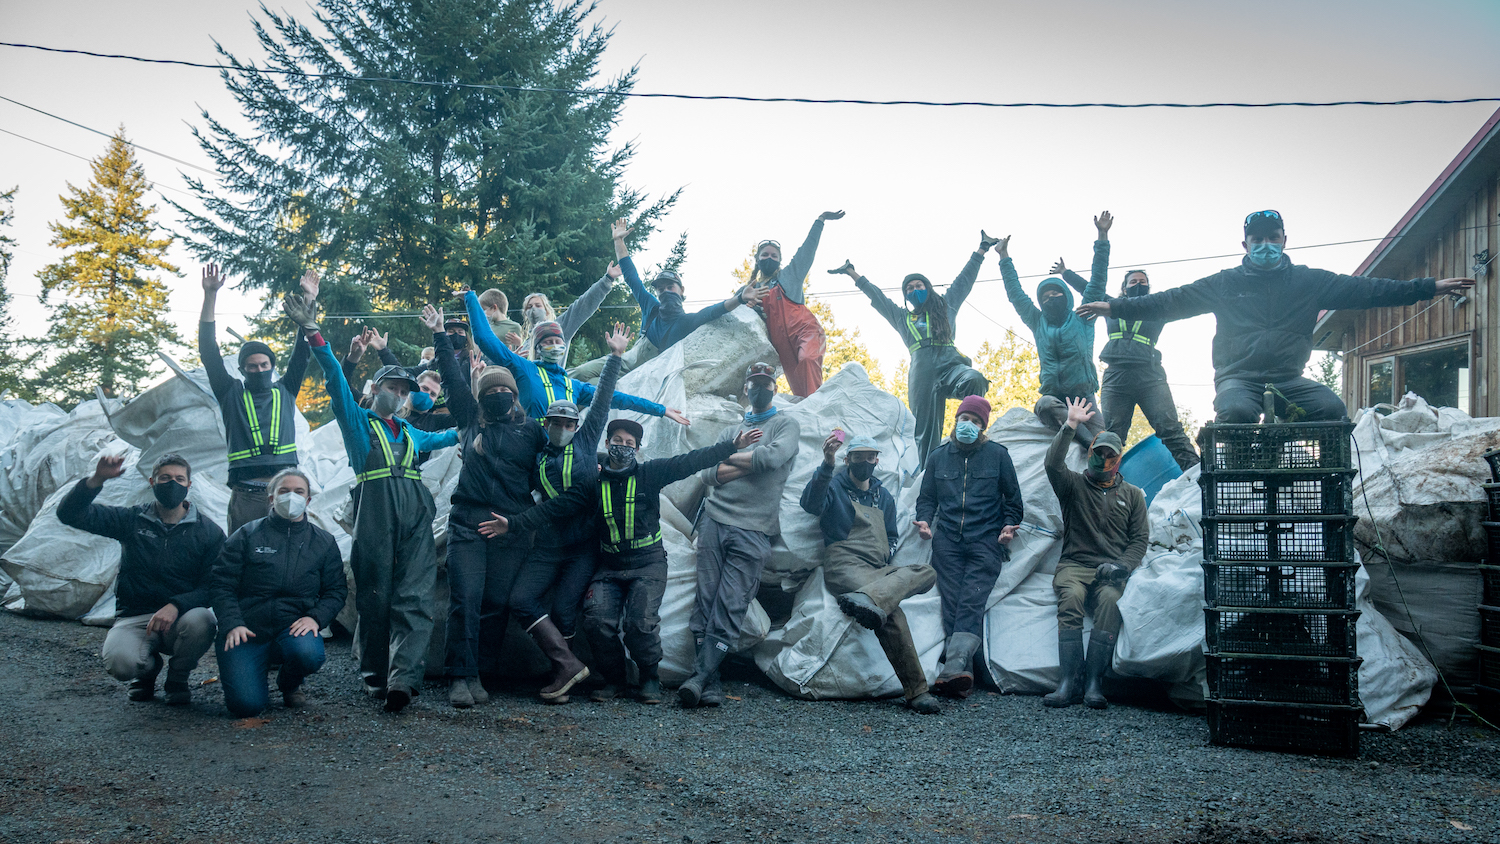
[[534, 354, 620, 549], [200, 322, 310, 483], [56, 479, 226, 618], [915, 438, 1025, 542], [210, 514, 347, 637], [1108, 255, 1437, 384], [798, 463, 900, 559], [1064, 273, 1165, 368]]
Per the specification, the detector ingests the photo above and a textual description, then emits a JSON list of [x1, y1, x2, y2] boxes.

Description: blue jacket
[[618, 256, 733, 351], [309, 339, 458, 476], [1003, 239, 1110, 397], [465, 291, 666, 420], [799, 462, 900, 561]]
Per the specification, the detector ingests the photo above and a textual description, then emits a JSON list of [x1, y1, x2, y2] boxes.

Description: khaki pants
[[1052, 560, 1123, 634], [101, 608, 217, 683], [228, 481, 272, 536], [824, 554, 937, 701]]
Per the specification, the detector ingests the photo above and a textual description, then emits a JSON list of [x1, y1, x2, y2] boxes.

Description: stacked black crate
[[1200, 420, 1363, 756], [1475, 447, 1500, 723]]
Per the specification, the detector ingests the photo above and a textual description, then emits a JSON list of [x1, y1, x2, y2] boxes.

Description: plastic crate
[[1484, 446, 1500, 483], [1485, 523, 1500, 564], [1201, 421, 1354, 472], [1485, 484, 1500, 522], [1200, 471, 1355, 518], [1205, 608, 1359, 658], [1480, 566, 1500, 606], [1482, 606, 1500, 649], [1206, 654, 1361, 706], [1203, 561, 1358, 610], [1477, 646, 1500, 689], [1207, 700, 1362, 756], [1202, 516, 1358, 563]]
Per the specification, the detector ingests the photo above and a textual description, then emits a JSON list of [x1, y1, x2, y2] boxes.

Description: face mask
[[152, 480, 190, 510], [410, 391, 435, 412], [480, 391, 514, 419], [525, 306, 548, 323], [1088, 450, 1121, 475], [448, 331, 469, 350], [1126, 284, 1150, 297], [538, 345, 567, 365], [272, 491, 308, 520], [748, 386, 774, 409], [955, 421, 980, 444], [372, 390, 402, 417], [244, 369, 273, 392], [756, 257, 780, 277], [608, 444, 636, 468], [905, 288, 928, 308], [849, 461, 876, 482], [1247, 242, 1284, 269], [547, 425, 575, 448], [659, 291, 685, 318], [1040, 296, 1069, 324]]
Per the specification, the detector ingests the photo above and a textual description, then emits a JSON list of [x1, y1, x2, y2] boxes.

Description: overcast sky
[[3, 0, 1498, 420]]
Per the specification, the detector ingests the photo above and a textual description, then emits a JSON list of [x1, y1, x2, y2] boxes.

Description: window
[[1367, 359, 1394, 406], [1401, 344, 1469, 410]]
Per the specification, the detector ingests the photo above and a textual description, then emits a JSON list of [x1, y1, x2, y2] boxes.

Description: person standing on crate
[[1075, 210, 1476, 423], [1043, 398, 1149, 710]]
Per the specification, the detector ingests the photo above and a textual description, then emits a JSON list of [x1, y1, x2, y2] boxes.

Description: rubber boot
[[679, 635, 729, 709], [529, 617, 590, 703], [384, 684, 413, 713], [837, 591, 888, 631], [933, 632, 980, 698], [1044, 629, 1085, 708], [907, 693, 941, 715], [449, 677, 474, 709], [128, 654, 162, 703], [1083, 629, 1117, 710], [634, 663, 663, 704]]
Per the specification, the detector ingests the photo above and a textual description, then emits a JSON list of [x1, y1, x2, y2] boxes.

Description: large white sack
[[1354, 561, 1439, 729], [0, 399, 120, 559], [1363, 558, 1481, 689]]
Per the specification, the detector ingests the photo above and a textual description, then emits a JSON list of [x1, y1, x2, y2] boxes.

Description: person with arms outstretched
[[745, 211, 845, 397]]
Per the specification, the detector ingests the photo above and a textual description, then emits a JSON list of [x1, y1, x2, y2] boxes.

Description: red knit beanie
[[956, 395, 991, 429]]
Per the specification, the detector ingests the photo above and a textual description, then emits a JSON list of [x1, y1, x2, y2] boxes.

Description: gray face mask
[[526, 306, 548, 323], [547, 425, 575, 448], [372, 390, 402, 417]]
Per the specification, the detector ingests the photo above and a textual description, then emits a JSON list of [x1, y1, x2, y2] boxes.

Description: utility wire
[[3, 42, 1498, 110], [0, 126, 198, 200], [0, 94, 217, 175]]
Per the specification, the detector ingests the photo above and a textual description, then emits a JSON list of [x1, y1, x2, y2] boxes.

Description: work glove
[[978, 230, 1001, 252], [1095, 562, 1129, 588], [282, 293, 320, 332]]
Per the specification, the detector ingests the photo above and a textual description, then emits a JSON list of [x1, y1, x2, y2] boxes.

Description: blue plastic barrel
[[1118, 434, 1182, 505]]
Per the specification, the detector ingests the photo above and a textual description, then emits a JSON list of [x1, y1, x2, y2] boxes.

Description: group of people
[[60, 208, 1475, 717]]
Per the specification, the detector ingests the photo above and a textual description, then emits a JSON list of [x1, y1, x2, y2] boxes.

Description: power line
[[4, 42, 1498, 110], [0, 94, 217, 175], [0, 126, 198, 200]]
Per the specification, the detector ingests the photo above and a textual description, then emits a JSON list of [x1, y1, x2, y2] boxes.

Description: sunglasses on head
[[747, 362, 777, 379], [1244, 210, 1283, 226]]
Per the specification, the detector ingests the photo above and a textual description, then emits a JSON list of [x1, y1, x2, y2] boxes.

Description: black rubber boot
[[933, 633, 980, 698], [1044, 629, 1085, 708], [1084, 629, 1117, 710], [127, 655, 162, 702], [679, 636, 729, 709], [634, 663, 663, 704], [837, 591, 887, 631]]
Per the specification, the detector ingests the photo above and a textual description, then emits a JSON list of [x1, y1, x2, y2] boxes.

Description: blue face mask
[[410, 391, 435, 412], [1247, 241, 1284, 269], [905, 288, 928, 308], [954, 421, 980, 444]]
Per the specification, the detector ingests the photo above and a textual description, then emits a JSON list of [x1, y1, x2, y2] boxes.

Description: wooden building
[[1314, 107, 1500, 415]]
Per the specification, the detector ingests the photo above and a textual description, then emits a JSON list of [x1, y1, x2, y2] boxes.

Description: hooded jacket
[[798, 462, 900, 560], [1002, 239, 1110, 397], [1108, 254, 1437, 385], [210, 513, 347, 637]]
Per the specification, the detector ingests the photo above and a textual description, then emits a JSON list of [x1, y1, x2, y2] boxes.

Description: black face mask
[[1041, 296, 1069, 324], [756, 257, 780, 277], [748, 386, 774, 409], [480, 391, 513, 419], [448, 332, 469, 350], [608, 444, 636, 468], [152, 480, 189, 510], [659, 291, 685, 318], [1126, 285, 1150, 297], [244, 369, 273, 393], [849, 461, 876, 482]]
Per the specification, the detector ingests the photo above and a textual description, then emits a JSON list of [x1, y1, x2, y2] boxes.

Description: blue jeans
[[216, 627, 327, 718]]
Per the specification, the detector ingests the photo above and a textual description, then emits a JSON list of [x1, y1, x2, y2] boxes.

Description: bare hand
[[1095, 210, 1113, 236], [734, 428, 764, 449], [995, 235, 1011, 258], [914, 520, 933, 541], [821, 432, 841, 464], [289, 616, 320, 637], [611, 218, 633, 241], [366, 330, 387, 351], [999, 525, 1018, 545], [201, 263, 224, 294], [299, 268, 320, 304], [1075, 300, 1111, 320], [422, 304, 444, 334], [665, 408, 691, 427], [147, 603, 180, 635], [470, 349, 485, 376], [224, 625, 254, 650], [827, 260, 858, 278], [740, 284, 768, 308], [503, 332, 523, 351], [90, 454, 127, 488], [1436, 277, 1477, 295], [348, 330, 369, 359], [1065, 396, 1096, 429], [1051, 258, 1067, 276], [606, 322, 631, 355], [979, 230, 1000, 252], [818, 210, 846, 222], [478, 512, 509, 538], [607, 261, 622, 281]]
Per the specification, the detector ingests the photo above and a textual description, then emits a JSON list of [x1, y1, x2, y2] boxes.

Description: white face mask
[[272, 491, 309, 520]]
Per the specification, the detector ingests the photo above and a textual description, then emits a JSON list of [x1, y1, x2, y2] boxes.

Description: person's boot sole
[[1043, 693, 1081, 708], [540, 666, 590, 702], [835, 593, 887, 631], [1085, 696, 1109, 710]]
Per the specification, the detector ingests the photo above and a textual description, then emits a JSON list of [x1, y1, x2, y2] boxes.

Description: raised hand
[[282, 293, 319, 332], [1051, 258, 1067, 276], [470, 348, 486, 376], [421, 304, 444, 334], [1075, 300, 1111, 320], [606, 322, 631, 355], [201, 263, 225, 294], [914, 520, 933, 541], [299, 268, 320, 304], [1095, 210, 1113, 237], [995, 235, 1012, 259], [1065, 396, 1096, 428], [347, 330, 368, 360], [503, 332, 523, 351], [89, 454, 127, 488], [1436, 277, 1477, 295], [607, 261, 622, 281], [740, 284, 768, 308], [611, 218, 633, 241], [827, 260, 858, 278], [734, 428, 764, 449], [979, 230, 1000, 252], [818, 210, 846, 222], [821, 432, 841, 464], [665, 408, 692, 427], [368, 329, 388, 351]]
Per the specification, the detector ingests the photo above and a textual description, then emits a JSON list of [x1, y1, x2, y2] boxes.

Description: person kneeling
[[800, 434, 940, 714], [211, 469, 347, 717], [1042, 398, 1148, 710]]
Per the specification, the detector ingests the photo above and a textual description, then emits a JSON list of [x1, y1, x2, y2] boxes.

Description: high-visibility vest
[[903, 312, 953, 354], [536, 367, 576, 423], [227, 388, 298, 463], [354, 418, 419, 483], [1108, 319, 1154, 346], [537, 444, 575, 500], [599, 474, 660, 554]]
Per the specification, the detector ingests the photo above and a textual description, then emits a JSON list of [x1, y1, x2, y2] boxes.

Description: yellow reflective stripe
[[600, 475, 661, 552], [1109, 319, 1154, 346], [601, 478, 623, 546], [231, 388, 297, 462], [355, 418, 417, 483], [903, 313, 954, 353], [537, 444, 574, 500]]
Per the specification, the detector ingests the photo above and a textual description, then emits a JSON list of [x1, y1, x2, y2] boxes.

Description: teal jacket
[[1002, 240, 1110, 398]]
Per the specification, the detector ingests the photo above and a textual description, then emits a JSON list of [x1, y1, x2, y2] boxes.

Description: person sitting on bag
[[800, 433, 940, 714]]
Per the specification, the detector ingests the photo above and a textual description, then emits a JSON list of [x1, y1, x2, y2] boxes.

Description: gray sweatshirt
[[698, 411, 802, 535]]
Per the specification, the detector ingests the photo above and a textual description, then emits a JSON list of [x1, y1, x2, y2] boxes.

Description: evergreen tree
[[0, 186, 40, 399], [36, 130, 182, 404], [175, 0, 678, 360]]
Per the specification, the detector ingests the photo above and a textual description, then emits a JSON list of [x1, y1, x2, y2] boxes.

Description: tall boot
[[933, 632, 980, 698], [1043, 629, 1085, 708], [678, 635, 729, 709], [1083, 629, 1117, 710], [528, 616, 590, 703]]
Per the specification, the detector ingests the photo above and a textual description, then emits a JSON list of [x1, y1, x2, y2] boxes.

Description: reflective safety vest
[[355, 418, 419, 483], [599, 474, 660, 554], [535, 367, 576, 424], [1108, 319, 1155, 346], [227, 388, 298, 464], [903, 312, 953, 354], [537, 444, 575, 500]]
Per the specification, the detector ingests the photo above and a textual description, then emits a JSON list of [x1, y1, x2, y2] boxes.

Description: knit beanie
[[237, 340, 276, 371], [473, 365, 517, 400], [956, 395, 991, 429]]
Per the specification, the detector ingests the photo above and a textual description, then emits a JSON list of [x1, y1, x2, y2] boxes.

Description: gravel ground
[[3, 611, 1499, 844]]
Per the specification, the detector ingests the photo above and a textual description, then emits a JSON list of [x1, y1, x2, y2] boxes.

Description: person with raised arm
[[744, 211, 845, 397], [515, 261, 617, 363]]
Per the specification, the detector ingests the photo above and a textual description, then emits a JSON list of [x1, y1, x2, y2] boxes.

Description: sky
[[2, 0, 1499, 421]]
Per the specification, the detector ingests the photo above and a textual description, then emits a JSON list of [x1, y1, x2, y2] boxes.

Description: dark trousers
[[1214, 376, 1347, 424], [216, 627, 326, 718], [228, 481, 272, 536], [584, 555, 669, 682], [1101, 364, 1200, 470], [910, 352, 990, 468], [350, 477, 438, 692], [511, 540, 597, 636], [930, 532, 1006, 638], [444, 519, 529, 678], [691, 517, 773, 646]]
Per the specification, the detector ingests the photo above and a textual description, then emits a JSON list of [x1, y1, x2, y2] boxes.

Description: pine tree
[[175, 0, 678, 361], [0, 186, 40, 399], [36, 132, 181, 404]]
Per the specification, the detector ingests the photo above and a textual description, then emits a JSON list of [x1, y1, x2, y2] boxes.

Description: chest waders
[[903, 311, 989, 468]]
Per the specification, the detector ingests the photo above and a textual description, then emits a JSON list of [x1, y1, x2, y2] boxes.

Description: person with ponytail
[[746, 210, 845, 397]]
